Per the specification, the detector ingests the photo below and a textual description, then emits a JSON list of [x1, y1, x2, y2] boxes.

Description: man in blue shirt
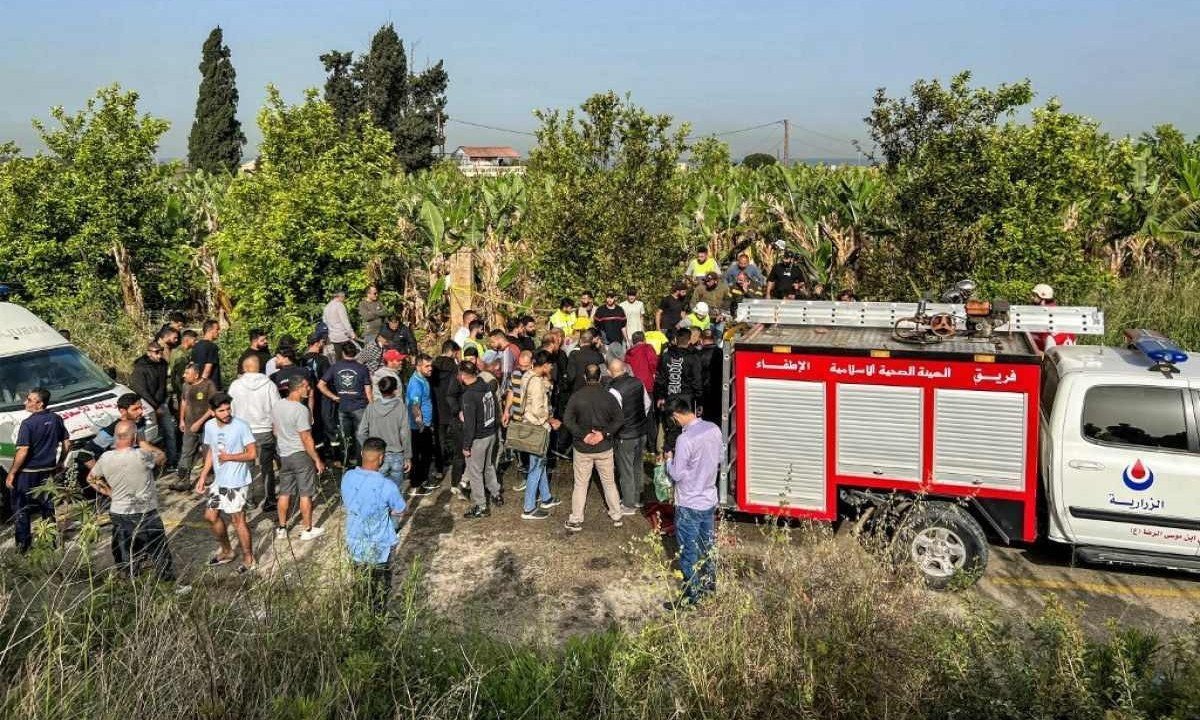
[[664, 396, 721, 609], [341, 437, 407, 612], [195, 392, 258, 574], [6, 388, 69, 552], [406, 354, 438, 494]]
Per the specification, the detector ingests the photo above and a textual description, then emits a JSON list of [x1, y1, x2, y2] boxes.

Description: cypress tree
[[357, 24, 408, 140], [320, 23, 449, 172], [187, 27, 245, 173], [320, 50, 359, 128]]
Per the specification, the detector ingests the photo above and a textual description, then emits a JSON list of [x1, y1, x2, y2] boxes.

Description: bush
[[3, 522, 1199, 719]]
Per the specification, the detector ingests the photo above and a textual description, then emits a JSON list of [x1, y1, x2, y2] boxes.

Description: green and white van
[[0, 302, 155, 478]]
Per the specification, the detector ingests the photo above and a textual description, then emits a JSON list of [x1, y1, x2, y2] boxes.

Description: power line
[[687, 120, 783, 140], [446, 118, 537, 137]]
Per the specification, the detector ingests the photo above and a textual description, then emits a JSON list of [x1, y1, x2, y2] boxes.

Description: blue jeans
[[675, 505, 716, 603], [380, 451, 406, 493], [523, 453, 552, 512]]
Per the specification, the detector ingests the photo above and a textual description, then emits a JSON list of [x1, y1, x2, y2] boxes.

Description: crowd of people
[[8, 248, 832, 609]]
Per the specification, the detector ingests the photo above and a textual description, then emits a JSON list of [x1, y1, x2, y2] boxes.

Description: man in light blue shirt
[[664, 396, 721, 609], [195, 392, 258, 574], [341, 436, 408, 612]]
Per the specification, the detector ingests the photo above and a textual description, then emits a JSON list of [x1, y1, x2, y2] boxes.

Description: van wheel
[[892, 501, 988, 589]]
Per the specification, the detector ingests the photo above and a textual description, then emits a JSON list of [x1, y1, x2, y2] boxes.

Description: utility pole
[[782, 119, 790, 166]]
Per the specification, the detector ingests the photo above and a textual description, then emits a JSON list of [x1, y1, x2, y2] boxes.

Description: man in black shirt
[[654, 328, 705, 454], [656, 282, 690, 332], [238, 328, 271, 376], [192, 320, 224, 390], [565, 330, 606, 394], [767, 251, 804, 300], [459, 361, 502, 518], [379, 312, 417, 356], [300, 333, 334, 457], [432, 340, 462, 484], [593, 291, 627, 360], [129, 340, 177, 471]]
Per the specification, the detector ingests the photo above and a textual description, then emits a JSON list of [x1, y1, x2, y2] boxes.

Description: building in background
[[452, 146, 525, 176]]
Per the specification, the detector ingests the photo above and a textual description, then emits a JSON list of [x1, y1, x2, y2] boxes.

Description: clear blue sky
[[2, 0, 1197, 160]]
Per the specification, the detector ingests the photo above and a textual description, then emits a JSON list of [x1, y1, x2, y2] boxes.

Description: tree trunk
[[111, 240, 146, 323], [448, 249, 474, 333]]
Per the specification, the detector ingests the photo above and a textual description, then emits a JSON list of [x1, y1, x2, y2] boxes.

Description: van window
[[1081, 386, 1189, 452], [1039, 359, 1061, 418], [0, 347, 115, 412]]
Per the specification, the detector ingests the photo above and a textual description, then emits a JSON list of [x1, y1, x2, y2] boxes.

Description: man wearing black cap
[[767, 251, 803, 300]]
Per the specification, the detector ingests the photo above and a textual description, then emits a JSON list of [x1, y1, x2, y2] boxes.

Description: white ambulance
[[0, 302, 156, 486]]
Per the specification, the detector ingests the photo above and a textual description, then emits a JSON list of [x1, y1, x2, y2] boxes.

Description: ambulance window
[[1081, 386, 1189, 452]]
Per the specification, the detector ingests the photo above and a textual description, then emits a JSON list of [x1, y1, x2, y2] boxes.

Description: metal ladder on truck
[[716, 298, 1106, 508]]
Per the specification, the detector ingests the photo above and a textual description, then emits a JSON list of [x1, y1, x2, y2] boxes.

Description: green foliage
[[0, 85, 186, 323], [186, 27, 245, 174], [320, 24, 448, 172], [861, 71, 1112, 301], [741, 152, 777, 169], [211, 87, 404, 330], [525, 92, 689, 304]]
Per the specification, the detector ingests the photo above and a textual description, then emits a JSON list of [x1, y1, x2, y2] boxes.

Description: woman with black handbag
[[513, 351, 562, 520]]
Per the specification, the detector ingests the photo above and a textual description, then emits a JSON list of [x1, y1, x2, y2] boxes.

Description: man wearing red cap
[[372, 349, 407, 398]]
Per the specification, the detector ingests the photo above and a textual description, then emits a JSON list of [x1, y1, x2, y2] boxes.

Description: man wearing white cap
[[1030, 284, 1076, 353], [683, 302, 712, 332]]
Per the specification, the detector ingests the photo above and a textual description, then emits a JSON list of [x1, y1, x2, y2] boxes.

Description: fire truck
[[719, 293, 1200, 587]]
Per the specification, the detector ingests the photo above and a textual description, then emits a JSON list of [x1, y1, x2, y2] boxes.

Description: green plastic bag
[[653, 461, 673, 502]]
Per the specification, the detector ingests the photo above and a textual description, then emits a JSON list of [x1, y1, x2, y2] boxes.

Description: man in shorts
[[194, 392, 258, 574], [272, 372, 327, 542]]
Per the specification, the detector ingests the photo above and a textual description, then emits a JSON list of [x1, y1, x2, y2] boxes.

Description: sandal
[[207, 554, 235, 567]]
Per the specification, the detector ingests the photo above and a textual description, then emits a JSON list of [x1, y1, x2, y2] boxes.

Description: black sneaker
[[463, 506, 491, 519], [521, 508, 550, 520], [540, 496, 562, 508], [489, 494, 505, 507], [422, 480, 442, 490], [411, 485, 433, 496], [564, 520, 583, 532]]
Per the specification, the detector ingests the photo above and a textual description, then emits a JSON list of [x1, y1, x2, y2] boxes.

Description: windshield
[[0, 346, 116, 412]]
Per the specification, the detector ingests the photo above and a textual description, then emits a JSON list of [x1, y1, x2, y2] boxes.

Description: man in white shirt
[[227, 355, 278, 512], [322, 290, 357, 345], [619, 287, 646, 341], [452, 309, 479, 350]]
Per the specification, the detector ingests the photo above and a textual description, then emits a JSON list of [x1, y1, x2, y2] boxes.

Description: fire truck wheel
[[892, 501, 988, 589]]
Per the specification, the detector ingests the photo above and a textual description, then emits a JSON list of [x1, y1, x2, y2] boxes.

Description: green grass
[[3, 521, 1200, 719]]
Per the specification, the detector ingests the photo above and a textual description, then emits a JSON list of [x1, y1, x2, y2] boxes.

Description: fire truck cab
[[721, 298, 1200, 586]]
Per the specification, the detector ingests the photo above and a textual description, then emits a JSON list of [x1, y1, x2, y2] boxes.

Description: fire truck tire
[[892, 501, 988, 589]]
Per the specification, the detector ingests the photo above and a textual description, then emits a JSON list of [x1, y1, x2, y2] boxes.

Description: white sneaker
[[275, 526, 288, 539], [299, 526, 326, 541]]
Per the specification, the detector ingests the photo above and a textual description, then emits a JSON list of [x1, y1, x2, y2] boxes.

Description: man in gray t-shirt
[[86, 420, 177, 582], [271, 373, 327, 542]]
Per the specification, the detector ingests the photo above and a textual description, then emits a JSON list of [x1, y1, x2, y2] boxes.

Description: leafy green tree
[[211, 87, 405, 333], [187, 27, 245, 173], [741, 152, 777, 169], [358, 24, 408, 140], [397, 60, 448, 171], [860, 71, 1108, 301], [525, 92, 689, 305], [0, 85, 184, 322]]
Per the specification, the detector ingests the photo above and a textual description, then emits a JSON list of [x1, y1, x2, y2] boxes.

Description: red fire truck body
[[730, 332, 1041, 542]]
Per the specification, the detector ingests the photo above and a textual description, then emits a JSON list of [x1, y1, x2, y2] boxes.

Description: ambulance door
[[1058, 382, 1200, 556]]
